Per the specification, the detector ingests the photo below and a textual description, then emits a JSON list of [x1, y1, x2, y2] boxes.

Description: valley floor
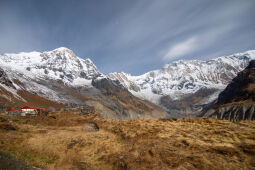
[[0, 112, 254, 170]]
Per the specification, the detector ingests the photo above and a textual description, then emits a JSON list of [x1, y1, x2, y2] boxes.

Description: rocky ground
[[0, 112, 254, 170], [0, 152, 37, 170]]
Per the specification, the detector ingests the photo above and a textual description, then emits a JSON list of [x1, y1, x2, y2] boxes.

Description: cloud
[[0, 0, 255, 75], [162, 21, 238, 61], [163, 37, 198, 60]]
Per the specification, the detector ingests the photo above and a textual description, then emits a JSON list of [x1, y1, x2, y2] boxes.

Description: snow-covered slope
[[108, 50, 255, 106], [0, 47, 103, 86]]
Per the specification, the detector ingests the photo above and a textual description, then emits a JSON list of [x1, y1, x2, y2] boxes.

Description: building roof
[[7, 109, 20, 111], [21, 106, 40, 110]]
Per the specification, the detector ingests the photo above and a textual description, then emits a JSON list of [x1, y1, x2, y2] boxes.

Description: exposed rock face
[[92, 78, 127, 93], [108, 72, 141, 92], [160, 88, 219, 117], [0, 67, 15, 88], [217, 60, 255, 105], [91, 78, 168, 120], [202, 60, 255, 121], [204, 105, 255, 121], [0, 152, 36, 170]]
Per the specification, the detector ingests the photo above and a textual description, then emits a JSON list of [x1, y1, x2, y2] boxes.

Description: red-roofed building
[[7, 109, 21, 115], [21, 106, 40, 116], [7, 109, 20, 111], [6, 107, 49, 116], [22, 107, 40, 110]]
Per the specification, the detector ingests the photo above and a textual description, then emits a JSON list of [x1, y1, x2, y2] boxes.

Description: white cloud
[[163, 37, 198, 60], [162, 23, 236, 61]]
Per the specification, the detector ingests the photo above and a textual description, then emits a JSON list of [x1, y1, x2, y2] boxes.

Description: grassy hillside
[[0, 113, 254, 170]]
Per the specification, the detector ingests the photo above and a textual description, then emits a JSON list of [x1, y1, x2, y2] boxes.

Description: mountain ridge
[[108, 50, 255, 115], [0, 47, 168, 119], [1, 47, 255, 118]]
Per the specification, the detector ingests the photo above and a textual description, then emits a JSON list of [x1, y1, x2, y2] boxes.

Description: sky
[[0, 0, 255, 75]]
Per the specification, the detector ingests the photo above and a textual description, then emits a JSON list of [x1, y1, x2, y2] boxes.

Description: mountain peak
[[45, 47, 77, 59], [0, 48, 103, 86], [84, 58, 93, 64], [53, 47, 70, 51]]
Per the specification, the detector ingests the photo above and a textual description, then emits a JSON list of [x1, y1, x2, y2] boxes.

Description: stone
[[82, 122, 99, 132]]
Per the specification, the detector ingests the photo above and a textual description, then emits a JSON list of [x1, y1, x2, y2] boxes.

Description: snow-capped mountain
[[108, 50, 255, 115], [0, 47, 103, 86], [0, 47, 106, 104]]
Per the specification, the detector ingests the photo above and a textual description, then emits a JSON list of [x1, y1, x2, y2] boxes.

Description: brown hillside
[[92, 78, 168, 119], [0, 86, 65, 110], [0, 113, 254, 170]]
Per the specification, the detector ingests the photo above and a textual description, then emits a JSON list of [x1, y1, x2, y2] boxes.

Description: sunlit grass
[[0, 113, 254, 169]]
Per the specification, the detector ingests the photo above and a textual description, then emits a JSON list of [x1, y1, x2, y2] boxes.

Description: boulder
[[82, 122, 99, 132]]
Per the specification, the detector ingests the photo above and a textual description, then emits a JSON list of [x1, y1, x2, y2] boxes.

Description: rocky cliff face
[[203, 105, 255, 121], [91, 78, 167, 119], [217, 60, 255, 105], [0, 67, 15, 89], [160, 88, 219, 117], [202, 60, 255, 121]]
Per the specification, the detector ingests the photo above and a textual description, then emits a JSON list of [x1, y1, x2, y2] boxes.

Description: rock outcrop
[[91, 78, 168, 119], [203, 105, 255, 121], [217, 60, 255, 105], [82, 122, 99, 132], [0, 67, 15, 88], [201, 60, 255, 121], [0, 152, 36, 170]]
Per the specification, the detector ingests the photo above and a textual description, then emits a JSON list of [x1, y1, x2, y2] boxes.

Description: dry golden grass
[[0, 113, 255, 170]]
